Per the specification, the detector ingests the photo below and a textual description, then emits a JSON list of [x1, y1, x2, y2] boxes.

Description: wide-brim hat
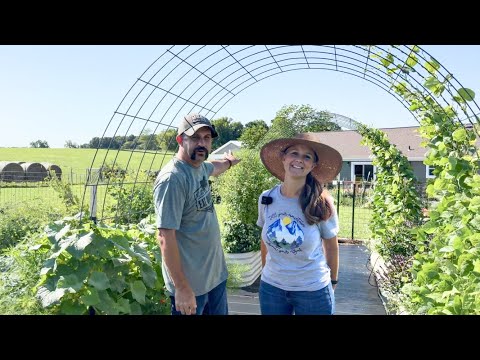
[[260, 133, 343, 183], [177, 113, 218, 138]]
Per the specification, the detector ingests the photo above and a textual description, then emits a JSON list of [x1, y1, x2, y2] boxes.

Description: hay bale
[[20, 162, 48, 182], [0, 161, 24, 182], [41, 162, 62, 180]]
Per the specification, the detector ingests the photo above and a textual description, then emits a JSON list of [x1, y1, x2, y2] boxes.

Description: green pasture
[[0, 148, 174, 174]]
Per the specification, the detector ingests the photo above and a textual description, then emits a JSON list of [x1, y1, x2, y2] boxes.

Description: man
[[153, 113, 240, 315]]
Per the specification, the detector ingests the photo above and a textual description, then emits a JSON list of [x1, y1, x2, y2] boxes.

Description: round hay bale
[[0, 161, 24, 182], [21, 162, 48, 182], [41, 162, 62, 180]]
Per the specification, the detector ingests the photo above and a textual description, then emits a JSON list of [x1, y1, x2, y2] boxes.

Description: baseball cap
[[177, 113, 218, 138]]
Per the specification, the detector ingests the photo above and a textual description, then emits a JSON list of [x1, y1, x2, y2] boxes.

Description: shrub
[[0, 237, 53, 314], [33, 216, 169, 315], [106, 172, 154, 225], [214, 149, 277, 226], [222, 219, 261, 253], [0, 200, 67, 250]]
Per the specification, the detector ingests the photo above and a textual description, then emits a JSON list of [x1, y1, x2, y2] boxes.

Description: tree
[[64, 140, 79, 148], [211, 117, 243, 150], [239, 120, 269, 149], [137, 128, 159, 150], [270, 104, 341, 135], [244, 119, 268, 130], [30, 140, 49, 148], [156, 129, 178, 152]]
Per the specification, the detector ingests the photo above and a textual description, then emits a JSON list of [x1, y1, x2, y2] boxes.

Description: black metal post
[[336, 180, 340, 217], [351, 182, 356, 240]]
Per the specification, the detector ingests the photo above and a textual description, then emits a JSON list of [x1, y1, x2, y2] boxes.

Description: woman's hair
[[299, 173, 333, 225]]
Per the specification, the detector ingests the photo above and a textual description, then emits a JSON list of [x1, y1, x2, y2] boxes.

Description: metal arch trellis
[[79, 45, 480, 224]]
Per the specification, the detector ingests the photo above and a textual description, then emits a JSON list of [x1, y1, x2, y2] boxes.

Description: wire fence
[[0, 170, 431, 242]]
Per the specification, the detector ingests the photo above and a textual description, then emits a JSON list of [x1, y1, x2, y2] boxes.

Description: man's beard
[[190, 146, 209, 161]]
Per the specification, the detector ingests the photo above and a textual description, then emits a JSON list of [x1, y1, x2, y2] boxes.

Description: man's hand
[[174, 285, 197, 315], [211, 150, 241, 176], [223, 149, 241, 167]]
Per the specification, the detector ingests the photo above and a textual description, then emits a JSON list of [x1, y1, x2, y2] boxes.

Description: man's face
[[181, 127, 213, 163]]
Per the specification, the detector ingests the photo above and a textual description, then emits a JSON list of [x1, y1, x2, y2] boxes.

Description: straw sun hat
[[260, 133, 343, 183]]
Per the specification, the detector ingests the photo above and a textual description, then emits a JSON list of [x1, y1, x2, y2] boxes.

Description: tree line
[[32, 105, 341, 151]]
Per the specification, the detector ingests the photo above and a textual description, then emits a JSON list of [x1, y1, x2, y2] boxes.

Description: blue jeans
[[170, 280, 228, 315], [259, 280, 335, 315]]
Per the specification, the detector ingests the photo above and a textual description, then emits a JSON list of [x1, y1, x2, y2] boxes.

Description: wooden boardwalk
[[227, 244, 386, 315]]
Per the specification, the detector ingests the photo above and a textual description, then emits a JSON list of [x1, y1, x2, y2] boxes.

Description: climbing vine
[[370, 46, 480, 314], [357, 124, 423, 312]]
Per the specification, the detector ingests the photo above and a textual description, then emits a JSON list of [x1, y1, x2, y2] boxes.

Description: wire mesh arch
[[80, 45, 480, 224]]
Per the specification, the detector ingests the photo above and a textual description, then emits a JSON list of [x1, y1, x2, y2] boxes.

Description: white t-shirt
[[256, 185, 339, 291]]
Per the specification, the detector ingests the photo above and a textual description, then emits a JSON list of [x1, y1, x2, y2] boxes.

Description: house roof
[[314, 126, 427, 161], [315, 125, 480, 161], [211, 140, 242, 155]]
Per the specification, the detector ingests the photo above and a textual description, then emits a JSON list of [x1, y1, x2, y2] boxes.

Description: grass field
[[0, 148, 174, 174]]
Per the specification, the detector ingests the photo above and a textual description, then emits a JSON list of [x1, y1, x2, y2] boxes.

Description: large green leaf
[[40, 258, 56, 276], [68, 231, 94, 259], [425, 58, 440, 74], [50, 234, 77, 259], [80, 287, 100, 306], [457, 88, 475, 102], [112, 255, 132, 267], [452, 128, 467, 142], [140, 263, 157, 289], [60, 301, 87, 315], [57, 274, 83, 292], [37, 286, 67, 307], [88, 271, 111, 291], [96, 290, 119, 315], [132, 243, 151, 265], [130, 302, 143, 315], [116, 298, 131, 314], [54, 224, 71, 243], [109, 277, 128, 293], [130, 280, 146, 305]]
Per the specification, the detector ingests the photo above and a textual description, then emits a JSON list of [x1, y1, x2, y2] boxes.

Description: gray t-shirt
[[153, 157, 228, 296], [256, 185, 339, 291]]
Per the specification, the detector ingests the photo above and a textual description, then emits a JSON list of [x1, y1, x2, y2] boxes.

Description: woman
[[256, 133, 342, 315]]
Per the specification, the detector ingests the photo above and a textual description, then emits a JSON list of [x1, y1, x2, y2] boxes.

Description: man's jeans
[[170, 279, 228, 315], [259, 280, 335, 315]]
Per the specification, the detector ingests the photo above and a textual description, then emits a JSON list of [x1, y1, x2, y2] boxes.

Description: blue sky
[[0, 45, 479, 148]]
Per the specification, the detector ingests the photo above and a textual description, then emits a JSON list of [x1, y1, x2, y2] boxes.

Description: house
[[209, 140, 242, 160], [314, 126, 479, 183]]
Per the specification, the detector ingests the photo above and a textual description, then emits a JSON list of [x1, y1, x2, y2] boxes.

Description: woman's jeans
[[259, 280, 335, 315], [170, 279, 228, 315]]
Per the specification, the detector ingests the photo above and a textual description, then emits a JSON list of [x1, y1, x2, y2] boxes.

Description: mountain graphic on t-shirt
[[266, 216, 304, 250]]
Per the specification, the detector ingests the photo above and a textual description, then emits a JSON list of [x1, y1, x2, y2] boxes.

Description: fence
[[0, 172, 430, 241]]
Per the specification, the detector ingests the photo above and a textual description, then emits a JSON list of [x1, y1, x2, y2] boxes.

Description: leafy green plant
[[0, 237, 53, 314], [34, 216, 169, 315], [214, 148, 276, 254], [358, 124, 423, 260], [0, 200, 67, 250], [214, 148, 277, 226], [222, 219, 261, 254], [375, 254, 413, 314], [370, 46, 480, 314], [106, 172, 154, 225], [402, 112, 480, 314], [48, 175, 80, 212]]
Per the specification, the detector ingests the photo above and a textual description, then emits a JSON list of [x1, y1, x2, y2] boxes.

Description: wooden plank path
[[227, 244, 386, 315]]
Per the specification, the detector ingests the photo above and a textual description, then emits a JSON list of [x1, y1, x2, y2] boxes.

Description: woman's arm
[[322, 236, 339, 290], [261, 239, 268, 268]]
